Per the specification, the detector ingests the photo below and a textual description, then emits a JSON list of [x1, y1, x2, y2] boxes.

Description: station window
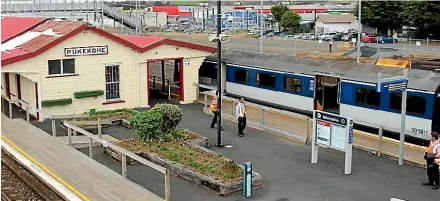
[[105, 65, 120, 100], [256, 72, 276, 88], [234, 69, 249, 83], [355, 88, 380, 107], [390, 92, 426, 114], [48, 59, 75, 75], [284, 77, 301, 93]]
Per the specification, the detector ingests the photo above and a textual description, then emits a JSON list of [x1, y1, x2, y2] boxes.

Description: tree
[[400, 1, 440, 38], [271, 4, 290, 31], [280, 11, 301, 32], [352, 1, 403, 34]]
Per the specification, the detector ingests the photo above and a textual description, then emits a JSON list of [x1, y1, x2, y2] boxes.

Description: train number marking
[[411, 128, 428, 136]]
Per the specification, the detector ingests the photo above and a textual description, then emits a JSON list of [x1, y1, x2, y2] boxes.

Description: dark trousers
[[329, 44, 333, 52], [210, 111, 218, 128], [238, 116, 247, 134], [427, 162, 440, 185]]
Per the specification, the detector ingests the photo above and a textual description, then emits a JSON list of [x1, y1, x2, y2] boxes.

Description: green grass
[[68, 108, 136, 121], [117, 138, 242, 182]]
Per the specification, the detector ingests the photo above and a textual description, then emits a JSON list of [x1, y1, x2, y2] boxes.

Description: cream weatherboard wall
[[35, 31, 138, 115]]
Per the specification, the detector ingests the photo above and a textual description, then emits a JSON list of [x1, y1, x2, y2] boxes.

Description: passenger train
[[201, 50, 440, 144]]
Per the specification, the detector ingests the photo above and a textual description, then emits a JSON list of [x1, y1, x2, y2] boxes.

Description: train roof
[[205, 49, 440, 92]]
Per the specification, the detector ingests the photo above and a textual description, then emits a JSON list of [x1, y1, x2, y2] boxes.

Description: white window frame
[[105, 65, 121, 100], [47, 59, 76, 76]]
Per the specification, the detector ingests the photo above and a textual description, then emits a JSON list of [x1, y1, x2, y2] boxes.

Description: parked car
[[362, 33, 377, 43], [320, 32, 336, 40], [378, 36, 398, 43], [343, 32, 358, 41]]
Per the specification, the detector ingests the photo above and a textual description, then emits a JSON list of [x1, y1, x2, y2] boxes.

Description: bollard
[[68, 128, 72, 146], [204, 94, 208, 110], [377, 126, 383, 157], [26, 106, 30, 122], [89, 138, 93, 158], [260, 108, 265, 128], [51, 119, 56, 137], [243, 162, 253, 198], [72, 119, 77, 136], [8, 101, 12, 119], [121, 154, 127, 178], [165, 169, 171, 201], [98, 118, 102, 138]]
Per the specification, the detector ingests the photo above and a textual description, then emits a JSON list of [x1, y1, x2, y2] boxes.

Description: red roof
[[2, 18, 215, 67], [113, 33, 163, 48], [1, 17, 47, 43], [151, 6, 192, 17]]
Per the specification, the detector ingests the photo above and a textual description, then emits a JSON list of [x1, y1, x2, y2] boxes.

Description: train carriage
[[201, 50, 440, 143]]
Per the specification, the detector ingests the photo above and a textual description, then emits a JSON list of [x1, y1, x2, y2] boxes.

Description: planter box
[[105, 131, 262, 196]]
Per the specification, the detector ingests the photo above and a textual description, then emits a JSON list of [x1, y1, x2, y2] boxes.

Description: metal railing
[[1, 95, 171, 201], [62, 121, 171, 201], [150, 76, 172, 100], [200, 91, 427, 166]]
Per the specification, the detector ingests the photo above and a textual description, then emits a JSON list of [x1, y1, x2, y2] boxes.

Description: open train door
[[432, 85, 440, 133], [314, 74, 341, 115]]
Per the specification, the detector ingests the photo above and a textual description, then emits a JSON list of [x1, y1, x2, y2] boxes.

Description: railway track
[[1, 151, 64, 201]]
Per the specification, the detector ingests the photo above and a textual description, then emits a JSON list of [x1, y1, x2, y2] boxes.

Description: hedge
[[41, 98, 73, 107], [74, 90, 104, 99]]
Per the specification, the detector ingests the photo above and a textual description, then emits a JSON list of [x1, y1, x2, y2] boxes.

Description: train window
[[256, 72, 276, 88], [390, 92, 426, 114], [355, 88, 380, 107], [234, 69, 249, 83], [284, 77, 301, 93]]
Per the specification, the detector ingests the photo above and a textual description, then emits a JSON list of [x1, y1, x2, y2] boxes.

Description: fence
[[199, 91, 428, 167], [1, 95, 171, 201]]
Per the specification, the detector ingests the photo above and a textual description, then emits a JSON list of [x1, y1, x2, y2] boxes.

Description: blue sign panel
[[378, 79, 408, 93], [243, 162, 252, 198], [348, 120, 354, 144]]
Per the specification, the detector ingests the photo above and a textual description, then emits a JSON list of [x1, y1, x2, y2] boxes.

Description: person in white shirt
[[235, 97, 247, 137]]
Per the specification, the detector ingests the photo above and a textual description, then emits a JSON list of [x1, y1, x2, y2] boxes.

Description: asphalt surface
[[148, 32, 440, 58], [4, 100, 439, 201]]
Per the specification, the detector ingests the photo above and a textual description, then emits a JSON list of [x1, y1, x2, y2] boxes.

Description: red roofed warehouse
[[1, 17, 215, 119]]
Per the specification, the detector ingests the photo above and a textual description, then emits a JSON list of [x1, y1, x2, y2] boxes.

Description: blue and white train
[[202, 50, 440, 143]]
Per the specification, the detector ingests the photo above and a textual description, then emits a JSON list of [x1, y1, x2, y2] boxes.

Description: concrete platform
[[1, 115, 163, 201]]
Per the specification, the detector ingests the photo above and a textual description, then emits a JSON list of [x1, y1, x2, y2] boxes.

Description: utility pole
[[260, 0, 263, 53], [356, 0, 361, 64], [101, 0, 104, 29], [216, 0, 224, 148]]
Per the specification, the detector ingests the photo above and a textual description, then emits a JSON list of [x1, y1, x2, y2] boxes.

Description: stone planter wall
[[105, 129, 262, 196]]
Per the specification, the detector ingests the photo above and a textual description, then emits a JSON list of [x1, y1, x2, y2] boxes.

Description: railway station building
[[1, 17, 216, 119]]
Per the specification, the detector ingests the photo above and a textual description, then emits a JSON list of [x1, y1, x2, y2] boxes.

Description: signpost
[[377, 69, 409, 166], [243, 162, 253, 198], [311, 110, 354, 175]]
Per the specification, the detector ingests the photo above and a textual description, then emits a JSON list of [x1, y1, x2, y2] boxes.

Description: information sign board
[[312, 110, 353, 174]]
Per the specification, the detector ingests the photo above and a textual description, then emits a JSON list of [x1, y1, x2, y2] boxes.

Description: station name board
[[65, 46, 108, 56], [315, 111, 347, 126]]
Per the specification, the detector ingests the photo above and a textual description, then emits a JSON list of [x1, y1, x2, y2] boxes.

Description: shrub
[[151, 104, 183, 133], [41, 98, 72, 107], [74, 90, 104, 99], [129, 110, 164, 142]]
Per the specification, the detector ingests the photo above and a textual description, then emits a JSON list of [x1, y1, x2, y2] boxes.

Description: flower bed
[[105, 133, 263, 195], [103, 104, 262, 195]]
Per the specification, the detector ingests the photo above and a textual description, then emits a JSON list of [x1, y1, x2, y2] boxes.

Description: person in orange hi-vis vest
[[209, 91, 220, 129], [423, 132, 439, 190], [235, 97, 247, 137]]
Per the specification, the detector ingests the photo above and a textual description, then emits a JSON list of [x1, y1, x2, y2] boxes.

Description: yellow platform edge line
[[1, 134, 91, 201]]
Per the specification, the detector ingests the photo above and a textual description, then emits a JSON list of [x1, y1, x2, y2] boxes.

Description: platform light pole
[[356, 0, 361, 64], [216, 0, 224, 147], [260, 0, 263, 53]]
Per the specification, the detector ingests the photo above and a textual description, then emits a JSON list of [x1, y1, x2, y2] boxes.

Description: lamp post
[[356, 0, 361, 64], [216, 0, 224, 147], [260, 0, 263, 53], [199, 2, 209, 30]]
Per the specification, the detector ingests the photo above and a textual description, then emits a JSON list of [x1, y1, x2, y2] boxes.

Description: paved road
[[150, 32, 440, 58], [6, 100, 438, 201]]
